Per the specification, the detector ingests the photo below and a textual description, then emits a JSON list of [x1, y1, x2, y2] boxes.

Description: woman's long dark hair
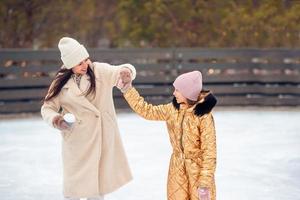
[[44, 65, 96, 102]]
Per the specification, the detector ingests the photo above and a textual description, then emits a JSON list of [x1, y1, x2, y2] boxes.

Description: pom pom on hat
[[58, 37, 89, 69], [173, 71, 203, 101]]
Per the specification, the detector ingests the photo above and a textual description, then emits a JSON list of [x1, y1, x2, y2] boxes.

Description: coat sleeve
[[198, 113, 217, 188], [123, 87, 172, 121], [40, 84, 61, 128], [94, 62, 136, 87]]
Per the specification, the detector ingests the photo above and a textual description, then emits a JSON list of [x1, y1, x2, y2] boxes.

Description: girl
[[41, 37, 135, 200], [119, 70, 217, 200]]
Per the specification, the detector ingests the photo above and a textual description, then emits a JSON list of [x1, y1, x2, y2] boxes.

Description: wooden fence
[[0, 48, 300, 113]]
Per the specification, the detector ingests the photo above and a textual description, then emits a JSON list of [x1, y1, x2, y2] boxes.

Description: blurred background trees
[[0, 0, 299, 48]]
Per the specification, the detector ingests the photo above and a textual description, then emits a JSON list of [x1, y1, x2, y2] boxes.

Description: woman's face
[[173, 89, 187, 104], [72, 58, 90, 75]]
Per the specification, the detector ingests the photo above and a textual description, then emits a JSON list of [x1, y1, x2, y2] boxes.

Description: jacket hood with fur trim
[[172, 92, 217, 117]]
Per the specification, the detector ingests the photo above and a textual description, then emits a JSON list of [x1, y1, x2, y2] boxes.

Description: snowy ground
[[0, 108, 300, 200]]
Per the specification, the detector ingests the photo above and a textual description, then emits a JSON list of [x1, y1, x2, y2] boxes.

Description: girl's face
[[173, 89, 188, 104], [72, 58, 90, 75]]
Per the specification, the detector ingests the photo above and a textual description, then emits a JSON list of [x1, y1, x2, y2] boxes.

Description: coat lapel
[[63, 76, 100, 115]]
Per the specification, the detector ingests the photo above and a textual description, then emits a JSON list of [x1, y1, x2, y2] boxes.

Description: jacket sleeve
[[123, 87, 172, 121], [40, 85, 61, 128], [198, 113, 217, 188], [94, 62, 136, 87]]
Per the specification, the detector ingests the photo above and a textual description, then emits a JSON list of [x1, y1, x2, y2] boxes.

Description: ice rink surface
[[0, 108, 299, 200]]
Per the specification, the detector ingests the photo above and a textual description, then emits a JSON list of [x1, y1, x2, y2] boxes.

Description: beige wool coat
[[41, 62, 135, 198]]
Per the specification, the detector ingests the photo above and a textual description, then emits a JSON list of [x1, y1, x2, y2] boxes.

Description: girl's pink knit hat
[[173, 71, 203, 101]]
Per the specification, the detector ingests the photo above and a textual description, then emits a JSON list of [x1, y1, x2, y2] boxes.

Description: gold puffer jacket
[[124, 87, 217, 200]]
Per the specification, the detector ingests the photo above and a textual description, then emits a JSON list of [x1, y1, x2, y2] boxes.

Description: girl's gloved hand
[[198, 187, 210, 200], [52, 115, 71, 131], [117, 68, 132, 93]]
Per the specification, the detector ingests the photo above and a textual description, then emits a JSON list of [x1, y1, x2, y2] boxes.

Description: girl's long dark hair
[[44, 65, 96, 102]]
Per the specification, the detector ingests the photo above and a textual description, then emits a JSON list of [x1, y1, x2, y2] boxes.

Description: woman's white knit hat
[[58, 37, 89, 69]]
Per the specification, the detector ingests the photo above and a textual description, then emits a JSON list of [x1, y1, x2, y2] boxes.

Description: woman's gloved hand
[[52, 115, 71, 131]]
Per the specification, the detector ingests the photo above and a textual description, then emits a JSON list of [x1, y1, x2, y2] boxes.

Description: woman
[[119, 70, 217, 200], [41, 37, 135, 200]]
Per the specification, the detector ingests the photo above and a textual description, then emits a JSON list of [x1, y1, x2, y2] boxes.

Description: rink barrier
[[0, 48, 300, 113]]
